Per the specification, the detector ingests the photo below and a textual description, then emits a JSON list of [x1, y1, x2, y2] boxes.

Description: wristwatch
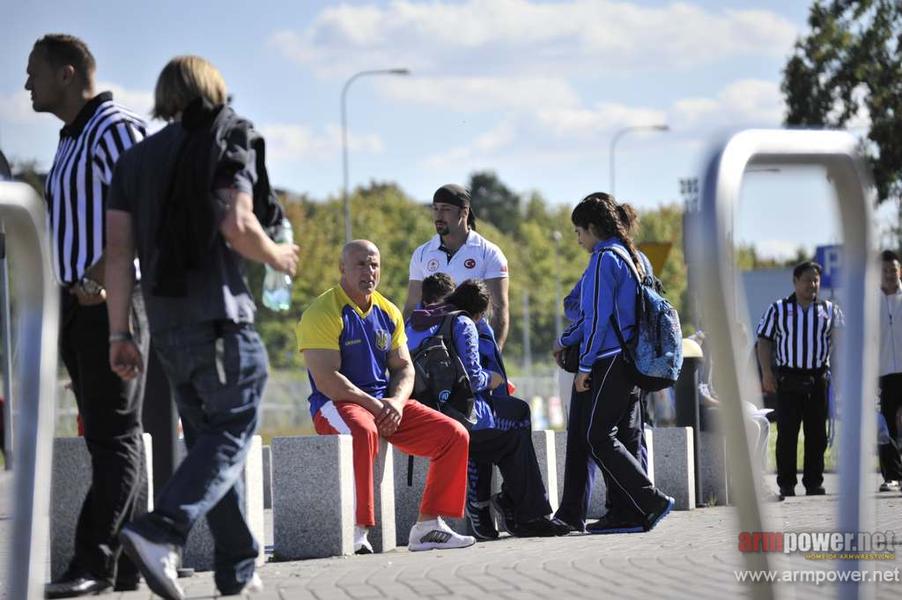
[[77, 277, 104, 296]]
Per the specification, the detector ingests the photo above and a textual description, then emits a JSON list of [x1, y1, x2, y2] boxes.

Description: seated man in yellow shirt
[[296, 240, 475, 553]]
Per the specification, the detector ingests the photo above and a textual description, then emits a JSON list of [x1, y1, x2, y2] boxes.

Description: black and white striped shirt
[[44, 92, 145, 285], [756, 293, 844, 370]]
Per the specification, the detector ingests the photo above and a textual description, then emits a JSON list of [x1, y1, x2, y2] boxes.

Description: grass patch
[[766, 422, 846, 473]]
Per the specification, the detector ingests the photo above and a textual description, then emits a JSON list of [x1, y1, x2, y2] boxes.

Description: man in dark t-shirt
[[104, 55, 298, 600]]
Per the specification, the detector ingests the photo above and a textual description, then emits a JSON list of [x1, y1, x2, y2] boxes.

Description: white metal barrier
[[0, 182, 59, 600], [690, 129, 876, 600]]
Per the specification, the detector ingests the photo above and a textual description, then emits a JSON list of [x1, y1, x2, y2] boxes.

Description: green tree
[[782, 0, 902, 206], [468, 170, 522, 235]]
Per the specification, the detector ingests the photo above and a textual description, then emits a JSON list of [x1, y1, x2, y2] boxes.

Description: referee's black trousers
[[775, 371, 828, 491], [879, 374, 902, 444], [878, 374, 902, 481], [58, 287, 148, 584], [585, 354, 665, 521]]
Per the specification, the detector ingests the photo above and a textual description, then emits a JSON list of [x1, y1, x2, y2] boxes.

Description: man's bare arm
[[105, 210, 136, 335], [402, 280, 423, 320], [485, 277, 510, 349], [384, 345, 415, 402], [217, 188, 299, 275], [304, 349, 384, 416], [756, 337, 777, 394]]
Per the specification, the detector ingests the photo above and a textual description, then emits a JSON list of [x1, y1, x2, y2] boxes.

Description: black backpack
[[410, 313, 478, 430]]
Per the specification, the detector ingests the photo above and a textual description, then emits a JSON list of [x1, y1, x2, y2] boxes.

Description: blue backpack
[[604, 246, 683, 391]]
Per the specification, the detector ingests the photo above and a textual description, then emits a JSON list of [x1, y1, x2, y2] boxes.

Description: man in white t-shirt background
[[403, 184, 510, 349]]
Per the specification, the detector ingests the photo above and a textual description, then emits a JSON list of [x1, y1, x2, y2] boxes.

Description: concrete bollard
[[698, 431, 729, 506], [651, 427, 696, 510], [272, 435, 354, 559], [50, 434, 153, 582], [262, 445, 273, 510], [554, 430, 567, 507], [367, 439, 396, 553], [530, 430, 559, 513], [644, 426, 656, 486], [393, 451, 467, 546], [179, 435, 265, 571]]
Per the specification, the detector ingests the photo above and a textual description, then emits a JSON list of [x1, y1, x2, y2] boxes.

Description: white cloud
[[537, 103, 668, 138], [423, 121, 517, 168], [0, 90, 44, 124], [0, 83, 157, 128], [269, 0, 797, 77], [672, 79, 785, 129], [377, 76, 580, 113], [754, 239, 806, 261], [259, 123, 383, 162], [416, 77, 787, 171], [97, 81, 154, 120]]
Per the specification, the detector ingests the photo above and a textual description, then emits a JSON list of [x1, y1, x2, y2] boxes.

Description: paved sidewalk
[[2, 473, 901, 599]]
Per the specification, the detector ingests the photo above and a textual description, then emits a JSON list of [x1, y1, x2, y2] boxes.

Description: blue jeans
[[137, 320, 266, 594]]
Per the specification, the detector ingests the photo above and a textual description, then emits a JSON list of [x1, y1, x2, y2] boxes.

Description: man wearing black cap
[[403, 184, 510, 349]]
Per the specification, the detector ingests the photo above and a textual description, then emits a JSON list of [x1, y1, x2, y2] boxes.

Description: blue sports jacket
[[559, 238, 640, 373]]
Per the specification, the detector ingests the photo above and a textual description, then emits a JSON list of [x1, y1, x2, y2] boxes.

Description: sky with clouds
[[1, 0, 892, 258]]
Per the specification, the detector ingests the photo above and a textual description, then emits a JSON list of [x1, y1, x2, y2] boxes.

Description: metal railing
[[0, 182, 59, 600], [689, 129, 876, 599]]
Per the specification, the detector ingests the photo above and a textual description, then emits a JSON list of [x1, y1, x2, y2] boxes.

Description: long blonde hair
[[152, 55, 227, 121]]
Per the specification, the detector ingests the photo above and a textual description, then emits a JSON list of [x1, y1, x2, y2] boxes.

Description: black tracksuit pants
[[468, 397, 552, 522], [556, 384, 644, 526], [582, 354, 665, 521], [58, 288, 148, 584]]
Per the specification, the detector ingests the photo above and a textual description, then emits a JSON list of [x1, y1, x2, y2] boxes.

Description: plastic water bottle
[[262, 218, 293, 312]]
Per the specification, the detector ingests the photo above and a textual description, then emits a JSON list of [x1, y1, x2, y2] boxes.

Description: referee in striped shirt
[[26, 35, 149, 598], [756, 261, 843, 498]]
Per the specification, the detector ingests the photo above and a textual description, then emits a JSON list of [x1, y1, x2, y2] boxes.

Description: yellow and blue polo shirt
[[296, 286, 406, 417]]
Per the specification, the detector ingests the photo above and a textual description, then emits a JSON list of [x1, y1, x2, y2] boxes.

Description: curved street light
[[609, 124, 669, 196], [341, 68, 411, 243]]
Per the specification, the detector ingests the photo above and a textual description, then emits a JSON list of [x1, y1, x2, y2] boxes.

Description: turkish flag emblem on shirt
[[464, 258, 476, 269]]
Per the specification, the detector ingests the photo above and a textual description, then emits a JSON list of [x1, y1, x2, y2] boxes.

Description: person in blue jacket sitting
[[407, 276, 569, 538]]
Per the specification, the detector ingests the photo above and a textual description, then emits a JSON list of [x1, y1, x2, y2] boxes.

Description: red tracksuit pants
[[314, 399, 469, 527]]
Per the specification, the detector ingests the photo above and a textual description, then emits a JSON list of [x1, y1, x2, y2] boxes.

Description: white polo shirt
[[409, 230, 509, 285]]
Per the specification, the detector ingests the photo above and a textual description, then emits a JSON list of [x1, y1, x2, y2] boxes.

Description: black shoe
[[642, 495, 675, 532], [586, 514, 644, 535], [779, 486, 796, 497], [466, 500, 499, 540], [113, 578, 141, 592], [490, 493, 517, 535], [45, 575, 111, 598], [551, 515, 586, 533], [512, 515, 571, 538], [806, 486, 826, 496]]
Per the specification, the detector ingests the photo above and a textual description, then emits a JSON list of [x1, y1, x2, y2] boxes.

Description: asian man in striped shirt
[[756, 261, 843, 498]]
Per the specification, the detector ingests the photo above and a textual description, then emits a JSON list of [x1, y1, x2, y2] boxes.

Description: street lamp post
[[609, 124, 669, 196], [552, 230, 563, 339], [341, 68, 410, 243]]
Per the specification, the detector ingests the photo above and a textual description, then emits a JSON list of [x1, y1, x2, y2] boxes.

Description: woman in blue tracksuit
[[555, 249, 651, 531], [553, 192, 673, 534], [407, 279, 567, 538]]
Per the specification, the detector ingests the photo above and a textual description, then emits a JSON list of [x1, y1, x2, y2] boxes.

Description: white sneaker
[[408, 517, 476, 552], [241, 573, 263, 595], [879, 480, 900, 492], [354, 525, 373, 555], [119, 524, 184, 600]]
